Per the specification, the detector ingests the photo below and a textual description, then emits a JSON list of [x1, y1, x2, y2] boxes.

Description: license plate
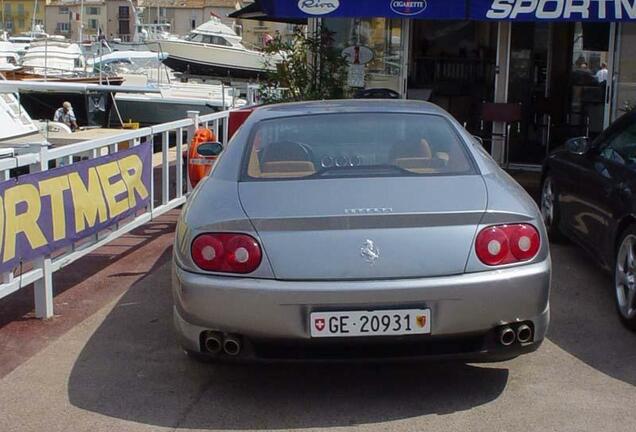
[[310, 309, 431, 338]]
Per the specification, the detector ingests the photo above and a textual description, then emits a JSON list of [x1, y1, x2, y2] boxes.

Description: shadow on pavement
[[68, 250, 508, 430], [547, 241, 636, 386]]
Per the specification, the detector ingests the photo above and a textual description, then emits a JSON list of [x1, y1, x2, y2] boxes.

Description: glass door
[[506, 22, 550, 166], [406, 20, 497, 127]]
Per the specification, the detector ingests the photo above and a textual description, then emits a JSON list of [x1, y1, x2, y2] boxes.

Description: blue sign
[[261, 0, 636, 21], [471, 0, 636, 21], [259, 0, 468, 19]]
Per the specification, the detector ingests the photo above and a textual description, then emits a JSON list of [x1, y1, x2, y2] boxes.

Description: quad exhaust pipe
[[223, 335, 242, 356], [498, 326, 516, 346], [203, 332, 223, 354], [516, 324, 533, 343], [497, 322, 533, 346], [202, 332, 242, 356]]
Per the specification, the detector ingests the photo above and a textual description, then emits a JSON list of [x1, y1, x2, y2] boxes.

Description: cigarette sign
[[0, 143, 151, 273]]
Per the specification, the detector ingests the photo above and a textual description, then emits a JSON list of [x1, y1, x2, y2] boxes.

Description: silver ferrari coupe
[[172, 100, 551, 362]]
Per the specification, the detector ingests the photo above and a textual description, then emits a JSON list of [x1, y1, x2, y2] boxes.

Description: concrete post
[[32, 144, 54, 319]]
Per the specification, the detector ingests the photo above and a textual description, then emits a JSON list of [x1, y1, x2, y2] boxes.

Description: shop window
[[614, 24, 636, 119], [324, 18, 403, 93], [570, 22, 610, 136]]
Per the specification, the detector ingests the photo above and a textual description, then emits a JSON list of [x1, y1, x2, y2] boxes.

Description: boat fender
[[188, 127, 217, 188]]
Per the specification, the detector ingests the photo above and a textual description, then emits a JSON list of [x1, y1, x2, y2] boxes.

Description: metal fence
[[0, 109, 230, 319]]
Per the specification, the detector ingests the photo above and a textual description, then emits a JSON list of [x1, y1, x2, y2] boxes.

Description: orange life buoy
[[188, 127, 217, 188]]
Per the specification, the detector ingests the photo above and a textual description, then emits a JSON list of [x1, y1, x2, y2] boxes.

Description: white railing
[[0, 109, 230, 319]]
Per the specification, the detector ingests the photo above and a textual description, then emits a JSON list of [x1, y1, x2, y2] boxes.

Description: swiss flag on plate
[[314, 318, 325, 332]]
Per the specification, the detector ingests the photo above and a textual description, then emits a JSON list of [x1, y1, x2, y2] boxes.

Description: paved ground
[[0, 217, 635, 431]]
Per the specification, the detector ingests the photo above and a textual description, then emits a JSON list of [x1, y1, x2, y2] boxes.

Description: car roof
[[249, 99, 449, 120]]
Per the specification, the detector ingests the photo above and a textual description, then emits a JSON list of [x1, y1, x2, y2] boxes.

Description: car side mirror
[[197, 141, 223, 157], [566, 136, 590, 155]]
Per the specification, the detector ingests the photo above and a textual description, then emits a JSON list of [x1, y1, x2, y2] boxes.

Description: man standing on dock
[[53, 101, 78, 131]]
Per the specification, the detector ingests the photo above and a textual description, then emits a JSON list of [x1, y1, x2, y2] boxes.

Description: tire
[[614, 226, 636, 331], [540, 175, 563, 241]]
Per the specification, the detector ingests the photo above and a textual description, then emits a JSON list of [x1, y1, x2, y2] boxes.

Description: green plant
[[260, 25, 348, 104]]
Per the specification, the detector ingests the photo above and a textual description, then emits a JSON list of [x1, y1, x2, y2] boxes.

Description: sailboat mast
[[79, 0, 84, 42], [31, 0, 38, 34]]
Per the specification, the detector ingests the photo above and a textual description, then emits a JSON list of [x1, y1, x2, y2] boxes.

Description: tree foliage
[[260, 26, 348, 104]]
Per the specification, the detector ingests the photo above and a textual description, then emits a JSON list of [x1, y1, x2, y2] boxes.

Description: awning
[[260, 0, 636, 22], [229, 0, 307, 25], [260, 0, 467, 19]]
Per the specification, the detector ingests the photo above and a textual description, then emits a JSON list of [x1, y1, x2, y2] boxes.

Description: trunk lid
[[238, 176, 486, 280]]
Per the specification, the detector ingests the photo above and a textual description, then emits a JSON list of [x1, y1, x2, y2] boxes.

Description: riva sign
[[297, 0, 340, 15], [0, 144, 151, 273], [480, 0, 636, 20]]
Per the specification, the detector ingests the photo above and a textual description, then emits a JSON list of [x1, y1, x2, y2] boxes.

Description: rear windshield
[[243, 113, 475, 180]]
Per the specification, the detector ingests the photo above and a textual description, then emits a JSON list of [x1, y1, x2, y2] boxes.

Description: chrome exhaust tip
[[203, 332, 223, 354], [223, 335, 241, 356], [516, 324, 533, 343], [499, 326, 516, 346]]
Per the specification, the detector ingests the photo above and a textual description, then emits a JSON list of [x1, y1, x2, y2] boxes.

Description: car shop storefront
[[258, 0, 636, 168]]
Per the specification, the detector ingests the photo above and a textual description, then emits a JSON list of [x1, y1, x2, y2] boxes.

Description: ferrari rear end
[[172, 100, 550, 362]]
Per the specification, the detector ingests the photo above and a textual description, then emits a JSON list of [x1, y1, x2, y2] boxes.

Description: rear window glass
[[243, 113, 474, 180]]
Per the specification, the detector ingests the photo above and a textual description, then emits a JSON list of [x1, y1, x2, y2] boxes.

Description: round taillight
[[191, 235, 225, 271], [476, 226, 510, 265], [475, 224, 540, 266], [509, 224, 540, 260], [225, 235, 262, 272], [191, 233, 262, 273]]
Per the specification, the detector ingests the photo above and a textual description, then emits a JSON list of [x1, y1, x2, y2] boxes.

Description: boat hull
[[112, 97, 223, 127]]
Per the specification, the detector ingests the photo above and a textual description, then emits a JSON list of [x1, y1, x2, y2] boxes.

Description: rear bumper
[[172, 259, 550, 362]]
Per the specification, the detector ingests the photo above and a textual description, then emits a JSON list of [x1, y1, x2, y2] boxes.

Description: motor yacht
[[149, 16, 280, 79]]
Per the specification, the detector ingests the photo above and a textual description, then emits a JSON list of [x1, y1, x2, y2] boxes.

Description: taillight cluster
[[475, 224, 540, 266], [191, 233, 262, 273]]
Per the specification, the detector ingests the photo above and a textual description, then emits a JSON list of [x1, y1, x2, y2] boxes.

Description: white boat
[[21, 38, 86, 76], [98, 52, 245, 126], [0, 90, 39, 141], [150, 16, 280, 79], [87, 50, 167, 73], [114, 79, 243, 126], [8, 26, 49, 56], [0, 41, 20, 71]]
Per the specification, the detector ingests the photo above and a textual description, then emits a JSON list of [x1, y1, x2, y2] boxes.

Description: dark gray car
[[172, 100, 550, 362]]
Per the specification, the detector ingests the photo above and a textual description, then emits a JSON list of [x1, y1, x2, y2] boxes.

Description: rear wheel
[[614, 227, 636, 331], [540, 175, 562, 240]]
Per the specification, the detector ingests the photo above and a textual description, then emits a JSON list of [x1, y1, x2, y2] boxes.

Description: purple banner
[[0, 143, 152, 274]]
